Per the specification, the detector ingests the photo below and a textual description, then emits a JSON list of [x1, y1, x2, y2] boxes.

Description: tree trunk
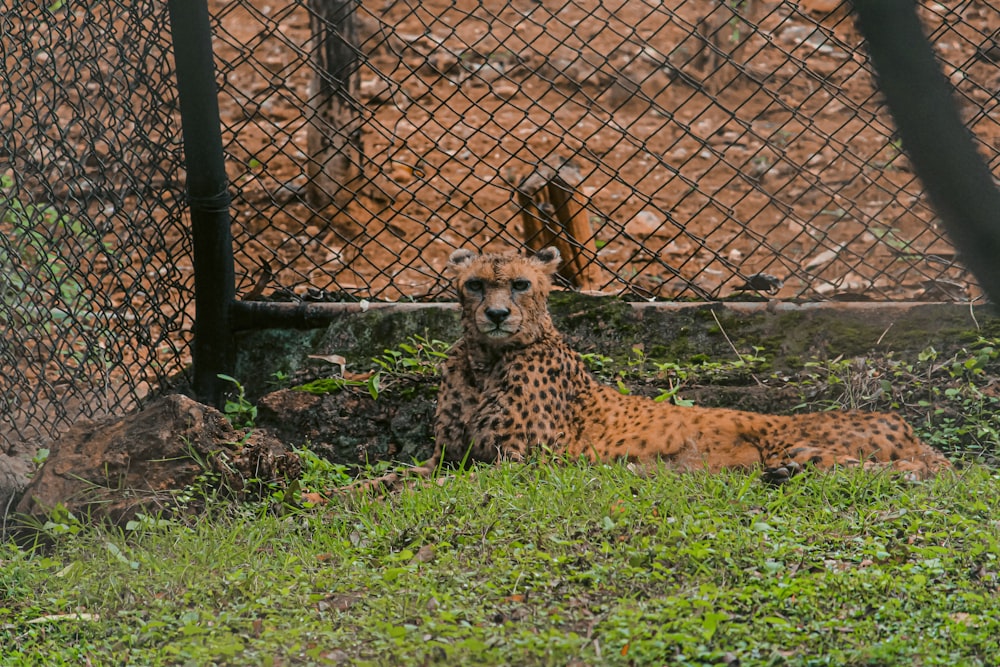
[[306, 0, 363, 210]]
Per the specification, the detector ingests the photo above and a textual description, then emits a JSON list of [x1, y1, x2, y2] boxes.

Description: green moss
[[647, 344, 669, 358], [235, 299, 996, 402], [549, 292, 638, 341], [317, 310, 462, 369], [234, 328, 328, 400]]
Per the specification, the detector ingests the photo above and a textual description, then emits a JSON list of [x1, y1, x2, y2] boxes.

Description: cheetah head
[[449, 247, 561, 348]]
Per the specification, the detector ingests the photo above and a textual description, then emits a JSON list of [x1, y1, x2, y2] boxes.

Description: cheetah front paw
[[761, 460, 804, 485]]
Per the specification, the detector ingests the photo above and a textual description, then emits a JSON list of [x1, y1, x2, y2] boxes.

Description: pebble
[[360, 77, 392, 104], [625, 210, 664, 237], [492, 82, 518, 100]]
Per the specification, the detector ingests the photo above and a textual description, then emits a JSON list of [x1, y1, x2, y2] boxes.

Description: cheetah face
[[461, 274, 531, 340], [449, 247, 562, 347]]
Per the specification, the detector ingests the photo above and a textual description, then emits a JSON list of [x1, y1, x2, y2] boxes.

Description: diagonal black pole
[[167, 0, 236, 406], [852, 0, 1000, 306]]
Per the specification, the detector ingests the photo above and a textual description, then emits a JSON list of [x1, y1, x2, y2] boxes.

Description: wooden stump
[[515, 162, 605, 291]]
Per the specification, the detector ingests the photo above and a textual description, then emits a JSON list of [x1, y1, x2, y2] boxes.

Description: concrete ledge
[[234, 295, 995, 400]]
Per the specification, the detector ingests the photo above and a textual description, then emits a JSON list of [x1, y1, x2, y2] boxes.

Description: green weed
[[371, 335, 451, 376], [295, 335, 450, 400], [584, 345, 767, 407], [216, 374, 257, 428], [2, 464, 1000, 665], [789, 338, 1000, 461], [0, 172, 102, 335]]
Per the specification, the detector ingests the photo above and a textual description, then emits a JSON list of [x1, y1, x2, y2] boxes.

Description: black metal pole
[[852, 0, 1000, 305], [167, 0, 236, 406]]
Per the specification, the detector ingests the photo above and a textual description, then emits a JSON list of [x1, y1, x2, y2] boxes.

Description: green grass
[[5, 338, 1000, 665], [3, 463, 1000, 666]]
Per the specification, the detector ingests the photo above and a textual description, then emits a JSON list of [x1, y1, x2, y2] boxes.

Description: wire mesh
[[213, 0, 997, 303], [0, 1, 191, 447], [2, 0, 999, 445]]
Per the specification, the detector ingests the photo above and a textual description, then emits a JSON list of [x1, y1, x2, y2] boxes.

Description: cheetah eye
[[511, 279, 531, 292], [464, 279, 485, 293]]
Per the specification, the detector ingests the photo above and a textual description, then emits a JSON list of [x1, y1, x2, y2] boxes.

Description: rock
[[626, 210, 665, 238], [803, 244, 845, 272], [12, 395, 299, 534], [492, 81, 519, 100], [799, 0, 843, 13], [360, 76, 393, 104], [0, 438, 37, 526], [660, 241, 693, 256], [473, 63, 504, 83], [427, 51, 459, 76]]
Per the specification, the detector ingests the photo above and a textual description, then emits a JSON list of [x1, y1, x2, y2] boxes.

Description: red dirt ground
[[209, 0, 998, 303]]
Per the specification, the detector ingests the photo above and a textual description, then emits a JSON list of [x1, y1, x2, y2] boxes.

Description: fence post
[[167, 0, 236, 407], [853, 0, 1000, 304], [306, 0, 363, 209]]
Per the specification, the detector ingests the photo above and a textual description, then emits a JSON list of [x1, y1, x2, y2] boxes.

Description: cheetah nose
[[485, 307, 510, 325]]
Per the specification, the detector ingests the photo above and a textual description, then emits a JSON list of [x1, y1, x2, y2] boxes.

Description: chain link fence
[[2, 0, 999, 445], [216, 0, 997, 303], [1, 1, 191, 447]]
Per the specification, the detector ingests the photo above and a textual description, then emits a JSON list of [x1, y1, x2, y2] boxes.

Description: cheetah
[[363, 246, 949, 490]]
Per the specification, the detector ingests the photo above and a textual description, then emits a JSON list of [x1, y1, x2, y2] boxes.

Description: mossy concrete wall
[[234, 295, 995, 400]]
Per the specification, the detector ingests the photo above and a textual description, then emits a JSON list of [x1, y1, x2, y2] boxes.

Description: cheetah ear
[[532, 246, 561, 273], [448, 248, 478, 269]]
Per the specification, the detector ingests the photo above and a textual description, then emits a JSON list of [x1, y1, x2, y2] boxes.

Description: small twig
[[2, 488, 16, 538], [710, 309, 765, 387], [875, 322, 893, 346], [711, 308, 744, 363]]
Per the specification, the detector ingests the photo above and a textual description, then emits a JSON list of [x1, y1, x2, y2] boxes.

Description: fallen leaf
[[307, 354, 347, 375], [411, 545, 436, 563], [301, 492, 327, 505]]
